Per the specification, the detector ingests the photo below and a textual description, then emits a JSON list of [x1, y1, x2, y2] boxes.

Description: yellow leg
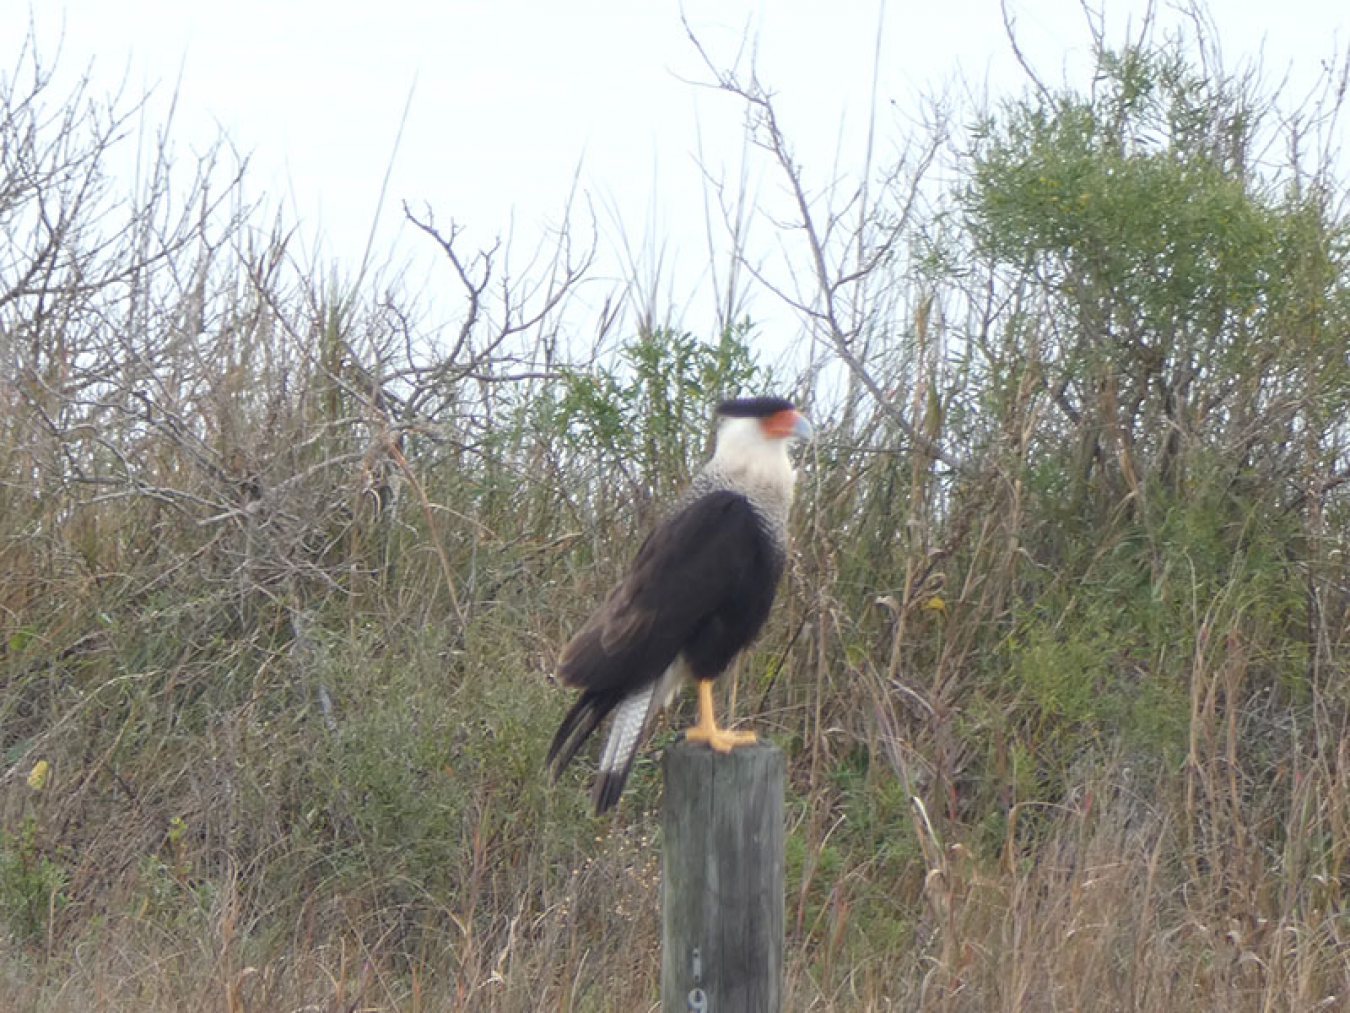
[[684, 679, 757, 752]]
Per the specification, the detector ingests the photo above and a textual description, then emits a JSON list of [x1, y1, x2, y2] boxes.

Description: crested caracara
[[547, 395, 811, 813]]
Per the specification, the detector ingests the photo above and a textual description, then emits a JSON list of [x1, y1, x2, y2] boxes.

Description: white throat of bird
[[710, 416, 798, 498]]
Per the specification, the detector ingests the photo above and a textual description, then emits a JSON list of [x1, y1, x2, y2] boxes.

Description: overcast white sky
[[6, 1, 1347, 346]]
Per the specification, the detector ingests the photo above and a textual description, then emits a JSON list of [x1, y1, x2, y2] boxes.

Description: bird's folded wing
[[558, 490, 760, 693]]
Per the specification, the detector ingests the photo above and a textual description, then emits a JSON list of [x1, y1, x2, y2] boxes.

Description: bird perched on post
[[547, 396, 811, 813]]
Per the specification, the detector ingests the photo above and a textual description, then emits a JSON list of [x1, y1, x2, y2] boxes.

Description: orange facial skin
[[761, 408, 808, 439]]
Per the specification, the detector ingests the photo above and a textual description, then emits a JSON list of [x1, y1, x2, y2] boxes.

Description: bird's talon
[[685, 726, 758, 752]]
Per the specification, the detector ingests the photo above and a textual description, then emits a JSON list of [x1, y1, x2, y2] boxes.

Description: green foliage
[[132, 851, 218, 933], [1006, 623, 1108, 730], [549, 324, 767, 489], [0, 817, 67, 945], [962, 34, 1348, 522], [1, 15, 1349, 1011], [969, 45, 1275, 317]]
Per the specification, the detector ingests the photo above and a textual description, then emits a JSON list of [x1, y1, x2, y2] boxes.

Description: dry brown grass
[[3, 13, 1350, 1012]]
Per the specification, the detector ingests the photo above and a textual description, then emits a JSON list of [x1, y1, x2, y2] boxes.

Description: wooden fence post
[[661, 739, 784, 1012]]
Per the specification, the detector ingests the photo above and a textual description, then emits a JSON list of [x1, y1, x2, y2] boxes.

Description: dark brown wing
[[558, 490, 770, 694]]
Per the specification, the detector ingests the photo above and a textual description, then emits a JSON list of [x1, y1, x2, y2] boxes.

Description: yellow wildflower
[[27, 759, 50, 791]]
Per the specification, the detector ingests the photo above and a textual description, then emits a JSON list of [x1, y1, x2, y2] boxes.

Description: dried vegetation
[[2, 10, 1349, 1011]]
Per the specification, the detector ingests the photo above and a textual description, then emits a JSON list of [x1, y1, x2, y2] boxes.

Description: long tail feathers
[[591, 685, 657, 814], [546, 685, 659, 815], [546, 691, 617, 781], [548, 663, 687, 814]]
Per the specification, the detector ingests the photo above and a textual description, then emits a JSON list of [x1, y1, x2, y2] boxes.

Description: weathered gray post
[[661, 740, 785, 1012]]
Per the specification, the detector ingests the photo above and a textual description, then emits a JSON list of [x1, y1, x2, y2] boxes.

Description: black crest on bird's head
[[716, 396, 796, 418]]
